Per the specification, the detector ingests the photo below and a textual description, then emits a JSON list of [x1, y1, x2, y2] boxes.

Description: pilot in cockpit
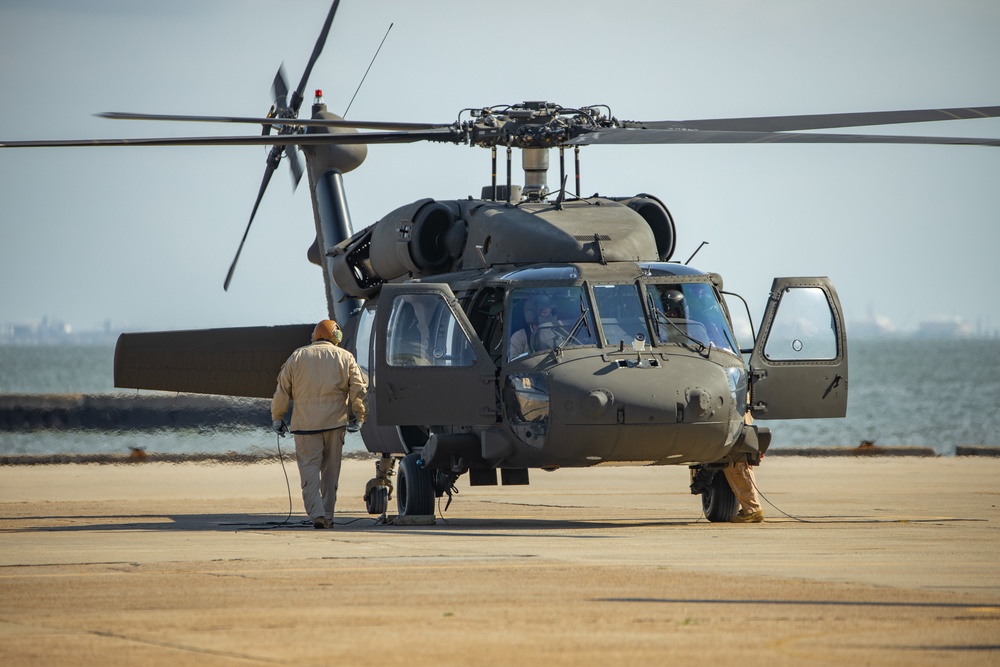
[[663, 289, 685, 319], [509, 295, 556, 359]]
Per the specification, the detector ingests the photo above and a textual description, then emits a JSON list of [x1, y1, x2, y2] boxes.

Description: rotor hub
[[464, 101, 617, 149]]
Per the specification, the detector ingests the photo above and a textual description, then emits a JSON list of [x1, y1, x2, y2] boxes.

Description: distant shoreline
[[0, 450, 379, 466], [0, 393, 270, 432]]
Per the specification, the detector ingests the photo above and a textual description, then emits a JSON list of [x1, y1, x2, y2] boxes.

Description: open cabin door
[[374, 283, 497, 426], [749, 277, 848, 420]]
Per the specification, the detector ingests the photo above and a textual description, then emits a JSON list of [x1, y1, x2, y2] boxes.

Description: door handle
[[822, 374, 843, 399]]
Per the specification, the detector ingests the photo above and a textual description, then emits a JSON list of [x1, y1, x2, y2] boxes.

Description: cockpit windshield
[[646, 282, 739, 354], [507, 286, 597, 360], [591, 284, 651, 350], [505, 280, 738, 360]]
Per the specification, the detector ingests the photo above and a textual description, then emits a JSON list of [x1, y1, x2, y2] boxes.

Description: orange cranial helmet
[[312, 319, 343, 344]]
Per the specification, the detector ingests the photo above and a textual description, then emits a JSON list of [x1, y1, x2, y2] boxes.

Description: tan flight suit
[[272, 339, 367, 525], [722, 407, 762, 515]]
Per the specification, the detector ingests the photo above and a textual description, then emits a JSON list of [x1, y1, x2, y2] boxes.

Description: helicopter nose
[[545, 355, 736, 463], [550, 355, 731, 426]]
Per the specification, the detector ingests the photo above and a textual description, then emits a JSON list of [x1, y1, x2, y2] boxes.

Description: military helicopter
[[5, 1, 999, 521]]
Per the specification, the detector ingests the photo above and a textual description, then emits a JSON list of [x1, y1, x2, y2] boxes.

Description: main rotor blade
[[287, 143, 304, 190], [291, 0, 340, 113], [10, 125, 996, 150], [568, 127, 1000, 147], [97, 111, 450, 131], [271, 65, 290, 111], [224, 160, 277, 291], [0, 128, 460, 149], [623, 105, 1000, 133]]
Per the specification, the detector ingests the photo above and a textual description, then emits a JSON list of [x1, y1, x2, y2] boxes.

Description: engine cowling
[[330, 199, 468, 298], [611, 195, 676, 261], [328, 194, 672, 299]]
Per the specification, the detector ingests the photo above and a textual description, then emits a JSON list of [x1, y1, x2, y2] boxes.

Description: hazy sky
[[1, 0, 998, 336]]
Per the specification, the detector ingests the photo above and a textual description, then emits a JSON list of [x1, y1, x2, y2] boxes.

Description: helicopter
[[4, 1, 999, 521]]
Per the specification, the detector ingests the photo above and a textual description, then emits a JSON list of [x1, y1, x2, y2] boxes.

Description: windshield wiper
[[555, 308, 591, 355], [647, 299, 708, 356], [578, 294, 593, 338]]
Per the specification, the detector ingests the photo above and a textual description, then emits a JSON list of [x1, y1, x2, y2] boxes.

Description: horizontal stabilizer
[[114, 324, 314, 399]]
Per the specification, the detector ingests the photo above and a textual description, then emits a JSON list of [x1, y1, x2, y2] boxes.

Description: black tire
[[365, 486, 388, 515], [397, 452, 435, 516], [701, 470, 739, 522]]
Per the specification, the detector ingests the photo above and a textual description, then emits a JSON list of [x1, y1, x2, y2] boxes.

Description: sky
[[1, 0, 998, 337]]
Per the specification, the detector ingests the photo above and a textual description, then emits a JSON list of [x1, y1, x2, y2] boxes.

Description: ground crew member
[[724, 460, 763, 522], [271, 319, 367, 529], [723, 403, 764, 523]]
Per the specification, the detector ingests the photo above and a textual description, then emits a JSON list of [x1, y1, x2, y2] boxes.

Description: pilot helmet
[[312, 319, 343, 344], [664, 290, 684, 316], [524, 295, 556, 324]]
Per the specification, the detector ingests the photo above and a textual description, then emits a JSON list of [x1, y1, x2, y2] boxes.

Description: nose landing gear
[[690, 465, 738, 522], [364, 454, 395, 515]]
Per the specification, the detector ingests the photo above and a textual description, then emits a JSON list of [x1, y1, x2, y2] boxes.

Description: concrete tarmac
[[1, 456, 998, 666]]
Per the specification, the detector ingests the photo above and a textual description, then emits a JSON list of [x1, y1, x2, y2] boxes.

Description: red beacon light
[[314, 89, 325, 105]]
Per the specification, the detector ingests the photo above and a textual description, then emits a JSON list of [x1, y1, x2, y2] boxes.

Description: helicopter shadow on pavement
[[365, 514, 707, 534], [0, 512, 708, 535], [0, 513, 313, 534], [1, 509, 981, 536]]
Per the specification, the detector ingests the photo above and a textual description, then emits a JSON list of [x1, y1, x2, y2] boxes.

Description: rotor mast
[[302, 92, 367, 325], [521, 148, 550, 201]]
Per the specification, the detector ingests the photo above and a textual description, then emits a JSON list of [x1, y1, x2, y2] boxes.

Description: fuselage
[[353, 260, 749, 470]]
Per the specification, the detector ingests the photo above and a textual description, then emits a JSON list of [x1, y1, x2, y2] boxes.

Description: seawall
[[0, 393, 270, 431]]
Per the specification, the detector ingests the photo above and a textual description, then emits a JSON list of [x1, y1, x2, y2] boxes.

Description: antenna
[[555, 174, 568, 210], [343, 23, 394, 118], [685, 241, 709, 265]]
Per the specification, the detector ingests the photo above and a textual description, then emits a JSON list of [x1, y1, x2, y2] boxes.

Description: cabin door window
[[386, 294, 479, 368]]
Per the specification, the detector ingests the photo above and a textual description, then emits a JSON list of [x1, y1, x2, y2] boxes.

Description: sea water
[[0, 344, 366, 456], [1, 340, 998, 456], [761, 338, 1000, 455]]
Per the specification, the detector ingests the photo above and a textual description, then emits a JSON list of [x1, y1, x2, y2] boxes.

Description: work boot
[[312, 517, 329, 529], [730, 509, 764, 523]]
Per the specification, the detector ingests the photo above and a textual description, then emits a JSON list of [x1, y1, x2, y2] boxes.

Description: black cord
[[436, 495, 451, 525], [219, 432, 294, 529], [751, 470, 813, 523], [274, 433, 293, 525], [333, 516, 380, 526], [276, 436, 384, 527]]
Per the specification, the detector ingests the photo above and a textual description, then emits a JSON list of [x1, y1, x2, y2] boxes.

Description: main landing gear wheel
[[701, 470, 739, 522], [397, 452, 435, 516], [365, 486, 388, 515]]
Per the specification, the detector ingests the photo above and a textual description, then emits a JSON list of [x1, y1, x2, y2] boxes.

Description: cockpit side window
[[762, 286, 838, 361], [646, 282, 739, 355], [386, 294, 479, 367], [466, 286, 505, 365], [354, 306, 376, 377]]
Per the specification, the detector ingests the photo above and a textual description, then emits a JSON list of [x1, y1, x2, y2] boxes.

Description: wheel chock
[[383, 514, 436, 526]]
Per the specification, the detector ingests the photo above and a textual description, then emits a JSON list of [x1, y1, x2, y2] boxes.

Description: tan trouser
[[722, 460, 761, 514], [294, 427, 346, 522]]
